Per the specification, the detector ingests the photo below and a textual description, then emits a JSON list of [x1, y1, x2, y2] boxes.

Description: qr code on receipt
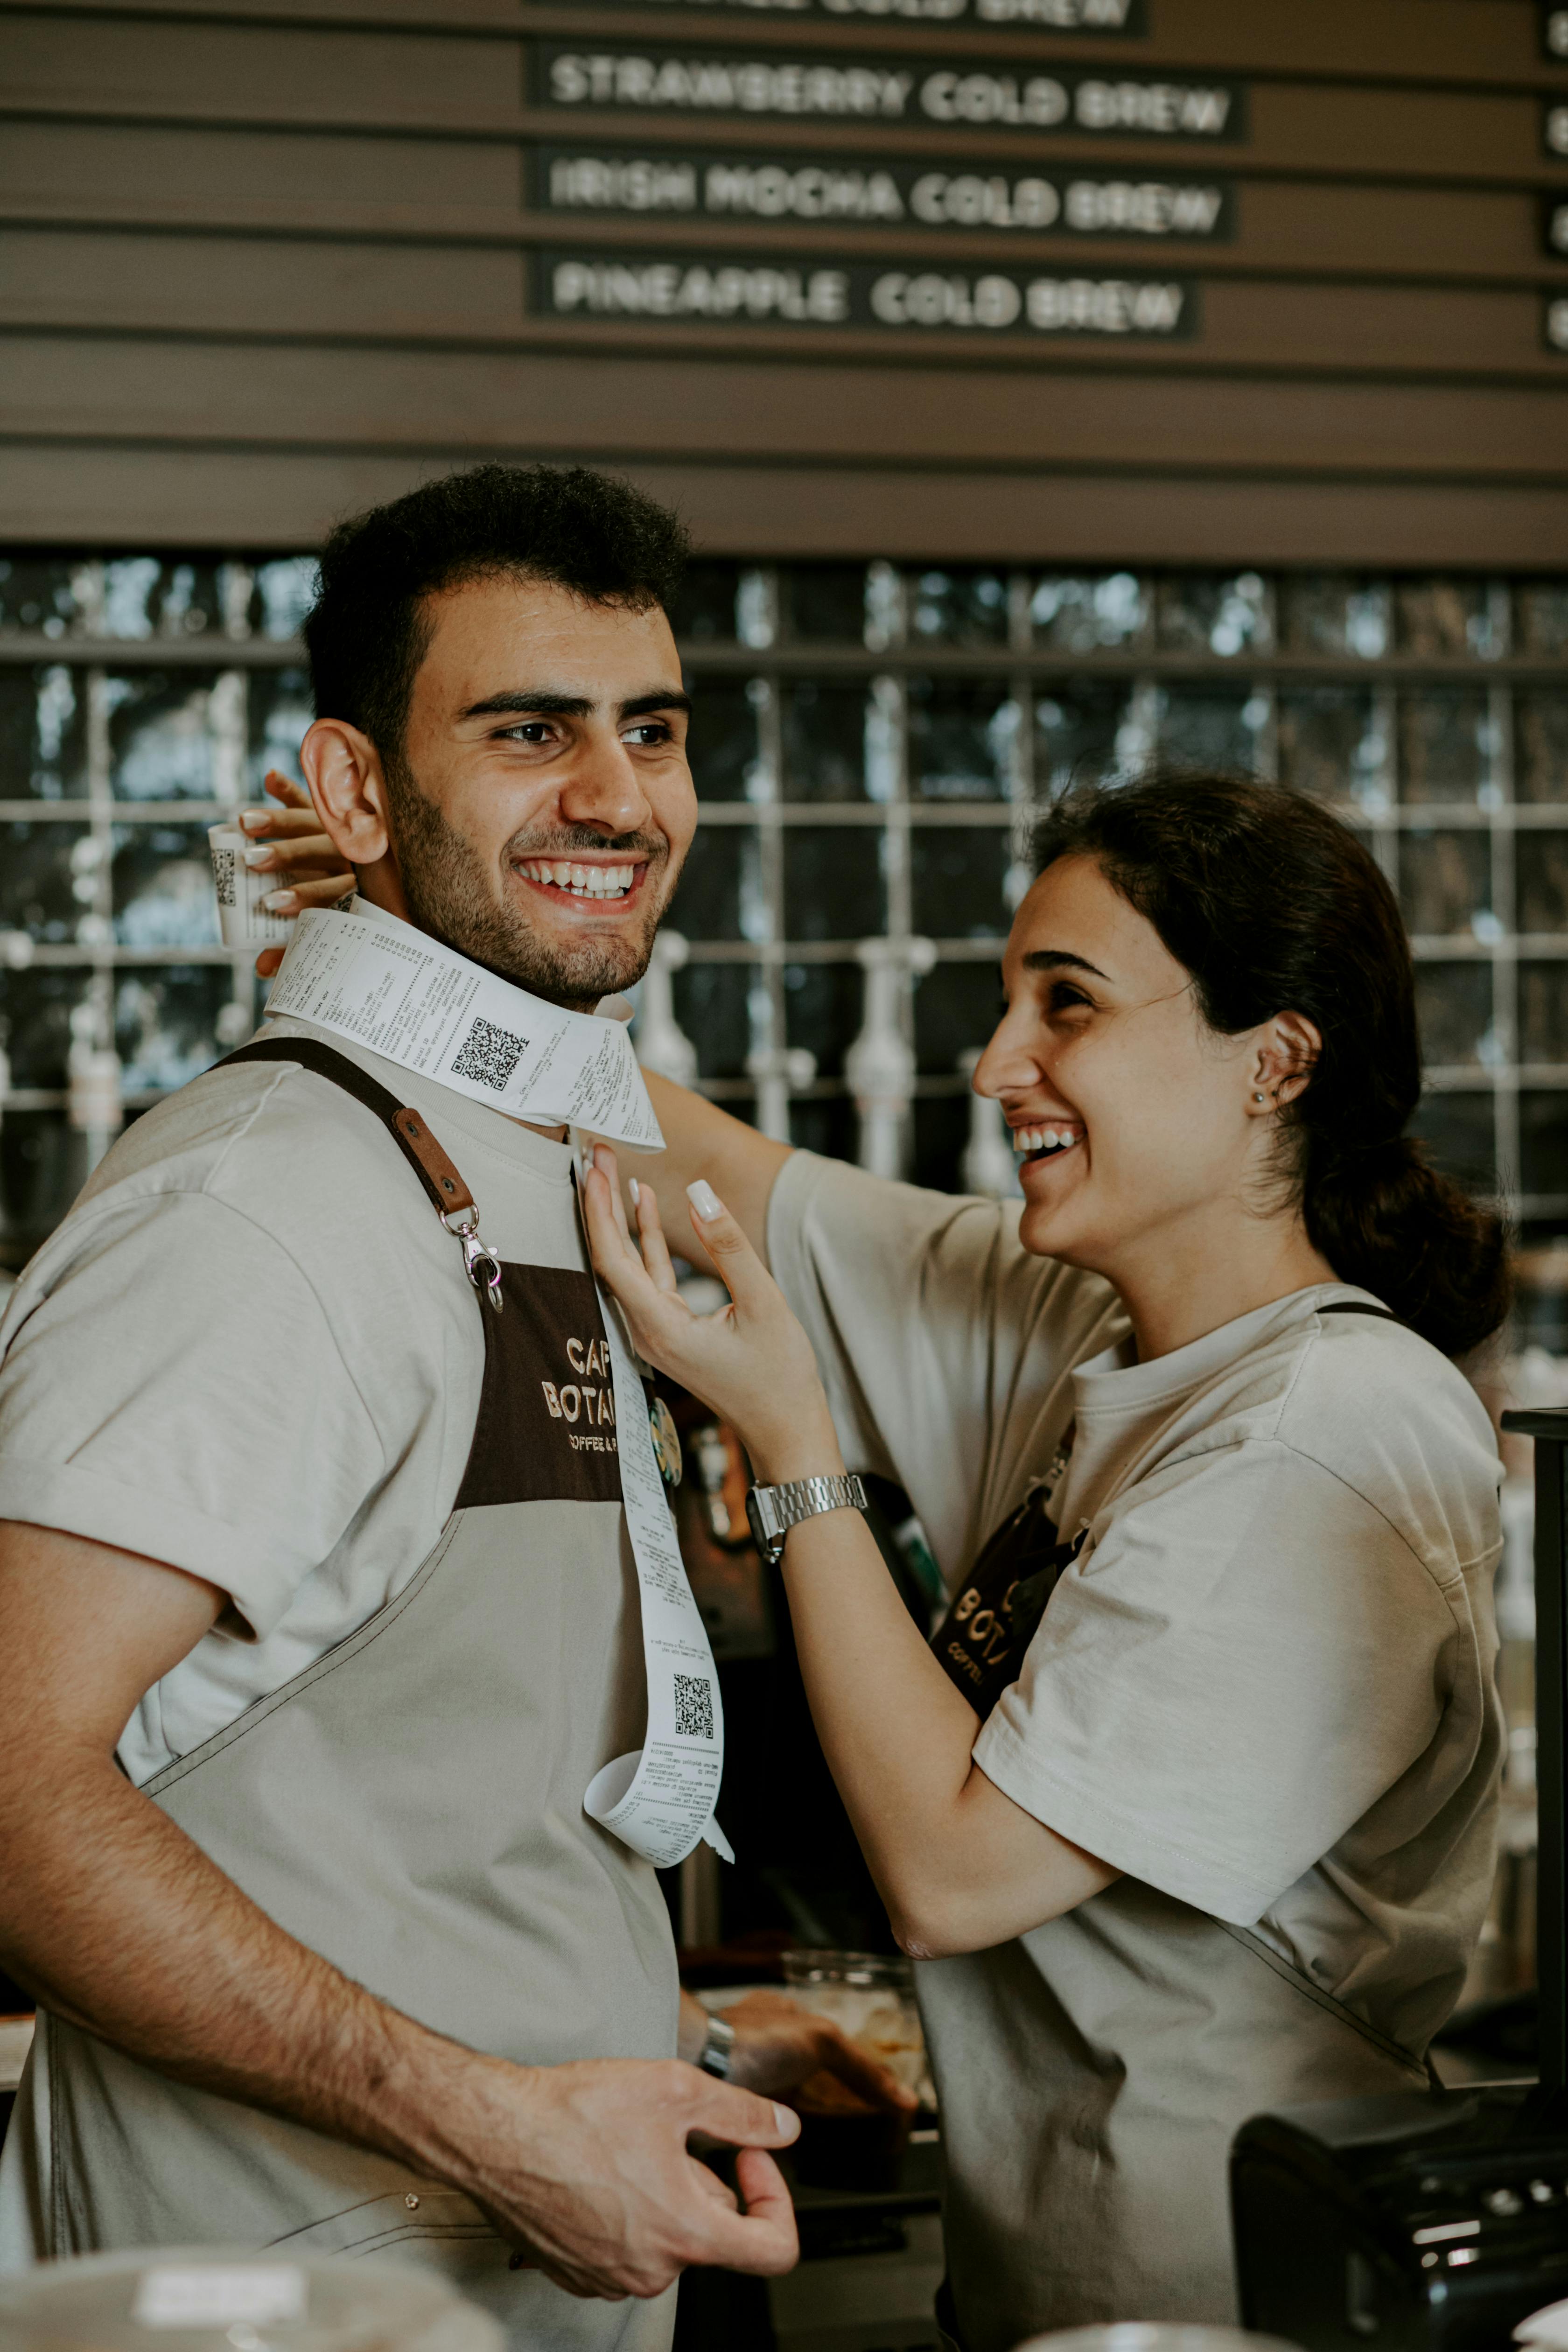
[[212, 848, 237, 908], [452, 1015, 527, 1092], [673, 1673, 714, 1742]]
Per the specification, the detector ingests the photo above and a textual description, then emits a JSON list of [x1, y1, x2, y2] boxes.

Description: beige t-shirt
[[0, 1015, 590, 1785], [769, 1148, 1504, 2340]]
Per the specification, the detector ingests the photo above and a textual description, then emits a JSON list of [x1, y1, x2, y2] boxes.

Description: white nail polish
[[773, 2103, 796, 2135], [242, 847, 271, 867], [628, 1177, 640, 1206], [686, 1180, 722, 1222], [261, 891, 296, 913]]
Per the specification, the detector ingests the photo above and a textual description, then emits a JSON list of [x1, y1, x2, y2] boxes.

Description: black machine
[[1231, 1407, 1568, 2352]]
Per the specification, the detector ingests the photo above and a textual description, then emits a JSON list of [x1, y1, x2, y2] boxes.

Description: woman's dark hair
[[1033, 773, 1511, 1359], [303, 463, 690, 764]]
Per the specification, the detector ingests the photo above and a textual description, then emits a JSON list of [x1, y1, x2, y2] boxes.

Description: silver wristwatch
[[746, 1472, 868, 1565], [699, 2013, 737, 2079]]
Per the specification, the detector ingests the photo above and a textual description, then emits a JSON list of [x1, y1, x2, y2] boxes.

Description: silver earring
[[1253, 1092, 1266, 1104]]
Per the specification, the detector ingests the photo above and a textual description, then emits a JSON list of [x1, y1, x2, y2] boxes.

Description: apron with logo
[[922, 1302, 1434, 2352], [8, 1039, 681, 2351]]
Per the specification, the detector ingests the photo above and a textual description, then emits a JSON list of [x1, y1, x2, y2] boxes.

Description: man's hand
[[718, 1991, 919, 2115], [0, 1524, 800, 2304], [453, 2054, 799, 2299]]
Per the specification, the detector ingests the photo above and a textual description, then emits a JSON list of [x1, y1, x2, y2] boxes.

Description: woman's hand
[[581, 1146, 842, 1487], [238, 770, 355, 977]]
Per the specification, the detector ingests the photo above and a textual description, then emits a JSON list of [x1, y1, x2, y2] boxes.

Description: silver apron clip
[[442, 1206, 504, 1314]]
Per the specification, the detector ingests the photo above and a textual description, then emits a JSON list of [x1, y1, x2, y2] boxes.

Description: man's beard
[[383, 755, 670, 1011]]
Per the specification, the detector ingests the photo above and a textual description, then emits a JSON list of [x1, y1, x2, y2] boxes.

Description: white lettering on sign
[[550, 50, 914, 112], [871, 270, 1022, 326], [541, 49, 1241, 135], [540, 249, 1195, 335], [552, 257, 851, 319], [550, 154, 700, 210], [556, 0, 1139, 19], [910, 172, 1058, 227], [975, 0, 1133, 18], [540, 150, 1231, 238], [705, 161, 907, 218], [1074, 77, 1232, 134], [920, 70, 1068, 124], [870, 270, 1184, 331]]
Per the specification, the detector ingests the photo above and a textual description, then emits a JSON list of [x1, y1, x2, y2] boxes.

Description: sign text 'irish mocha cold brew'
[[536, 148, 1237, 237], [536, 47, 1247, 139]]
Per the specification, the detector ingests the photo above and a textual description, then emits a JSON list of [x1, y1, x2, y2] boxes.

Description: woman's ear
[[300, 720, 392, 868], [1251, 1011, 1323, 1112]]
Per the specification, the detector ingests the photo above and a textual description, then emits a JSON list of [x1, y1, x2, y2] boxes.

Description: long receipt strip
[[267, 900, 665, 1146], [265, 902, 732, 1865]]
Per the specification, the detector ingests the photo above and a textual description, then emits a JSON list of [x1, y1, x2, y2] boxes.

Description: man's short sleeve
[[767, 1151, 1123, 1581], [972, 1440, 1461, 1924], [0, 1189, 385, 1639]]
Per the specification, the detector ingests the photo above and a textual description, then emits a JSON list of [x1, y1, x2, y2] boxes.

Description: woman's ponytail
[[1033, 775, 1513, 1360], [1300, 1134, 1511, 1360]]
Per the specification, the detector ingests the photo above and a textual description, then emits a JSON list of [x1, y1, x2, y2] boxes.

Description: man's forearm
[[0, 1739, 491, 2183]]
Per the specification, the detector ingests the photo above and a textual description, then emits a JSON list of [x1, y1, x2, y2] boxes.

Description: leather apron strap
[[224, 1038, 502, 1309]]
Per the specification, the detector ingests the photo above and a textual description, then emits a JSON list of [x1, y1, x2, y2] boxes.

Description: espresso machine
[[1230, 1406, 1568, 2351]]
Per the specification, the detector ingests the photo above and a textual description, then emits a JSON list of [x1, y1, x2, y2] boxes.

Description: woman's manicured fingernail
[[628, 1177, 640, 1206], [262, 890, 299, 914], [686, 1180, 723, 1222], [773, 2104, 797, 2136], [242, 847, 272, 867], [239, 808, 268, 831]]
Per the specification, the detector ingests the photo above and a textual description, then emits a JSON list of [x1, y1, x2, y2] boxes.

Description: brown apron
[[6, 1039, 679, 2351]]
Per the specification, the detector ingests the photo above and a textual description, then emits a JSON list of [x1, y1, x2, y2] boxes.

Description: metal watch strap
[[746, 1472, 868, 1563], [699, 2013, 737, 2079]]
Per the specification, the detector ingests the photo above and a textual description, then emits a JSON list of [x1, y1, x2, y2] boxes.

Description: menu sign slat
[[536, 146, 1234, 234], [535, 45, 1246, 138], [537, 245, 1197, 331], [540, 0, 1147, 24]]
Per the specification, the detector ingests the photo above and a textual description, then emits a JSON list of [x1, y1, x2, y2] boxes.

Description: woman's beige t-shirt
[[768, 1148, 1504, 2345]]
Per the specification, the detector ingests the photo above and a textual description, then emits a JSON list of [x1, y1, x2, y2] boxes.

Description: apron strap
[[221, 1038, 501, 1309], [223, 1036, 476, 1221]]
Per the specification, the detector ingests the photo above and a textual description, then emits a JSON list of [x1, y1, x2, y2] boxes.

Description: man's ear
[[300, 720, 393, 868]]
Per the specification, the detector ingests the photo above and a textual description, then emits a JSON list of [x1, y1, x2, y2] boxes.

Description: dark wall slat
[[4, 332, 1565, 475], [2, 441, 1564, 563]]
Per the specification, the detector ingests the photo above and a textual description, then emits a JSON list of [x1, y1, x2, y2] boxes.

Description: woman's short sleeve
[[767, 1151, 1124, 1582], [971, 1437, 1465, 1925]]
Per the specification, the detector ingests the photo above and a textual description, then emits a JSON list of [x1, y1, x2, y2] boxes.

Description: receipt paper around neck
[[266, 904, 732, 1865]]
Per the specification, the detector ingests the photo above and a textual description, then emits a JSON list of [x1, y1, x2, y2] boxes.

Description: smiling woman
[[593, 770, 1512, 2351]]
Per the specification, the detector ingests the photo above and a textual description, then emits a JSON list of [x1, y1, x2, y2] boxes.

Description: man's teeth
[[518, 860, 635, 899], [1012, 1125, 1083, 1155]]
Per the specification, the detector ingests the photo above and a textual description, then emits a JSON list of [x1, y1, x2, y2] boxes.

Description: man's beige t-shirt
[[0, 1015, 621, 1784], [769, 1148, 1504, 2345]]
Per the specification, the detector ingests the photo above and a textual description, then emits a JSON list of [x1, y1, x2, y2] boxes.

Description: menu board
[[537, 248, 1197, 333], [536, 147, 1237, 237], [535, 46, 1246, 137]]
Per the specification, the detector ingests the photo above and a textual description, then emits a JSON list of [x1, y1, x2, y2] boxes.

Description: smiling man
[[0, 467, 907, 2345]]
